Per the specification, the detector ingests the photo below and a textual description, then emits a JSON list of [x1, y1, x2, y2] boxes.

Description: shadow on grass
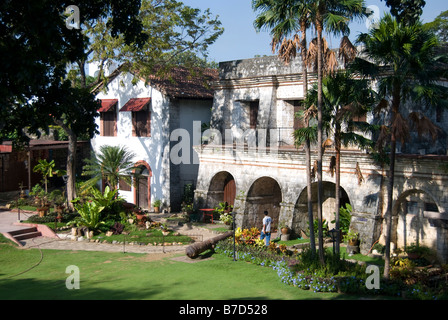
[[0, 277, 167, 300]]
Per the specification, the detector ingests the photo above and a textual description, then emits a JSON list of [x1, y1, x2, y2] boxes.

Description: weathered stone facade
[[194, 55, 448, 262]]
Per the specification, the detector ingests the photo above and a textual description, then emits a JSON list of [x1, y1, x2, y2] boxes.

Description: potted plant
[[343, 230, 360, 246], [220, 212, 233, 226], [49, 189, 65, 220], [37, 206, 49, 217], [153, 199, 161, 213], [134, 207, 147, 225], [279, 223, 290, 235]]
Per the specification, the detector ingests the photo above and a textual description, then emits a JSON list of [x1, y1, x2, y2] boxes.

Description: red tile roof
[[119, 98, 151, 112], [144, 67, 218, 99], [98, 99, 118, 112]]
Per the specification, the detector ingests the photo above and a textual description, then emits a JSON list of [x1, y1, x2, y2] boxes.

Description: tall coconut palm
[[310, 0, 368, 264], [253, 0, 317, 255], [354, 13, 447, 278], [82, 145, 136, 192]]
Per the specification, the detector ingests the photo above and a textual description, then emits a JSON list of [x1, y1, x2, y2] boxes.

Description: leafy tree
[[0, 0, 146, 208], [424, 10, 448, 44], [80, 0, 223, 91], [0, 0, 146, 146], [354, 14, 448, 278], [0, 0, 222, 208], [381, 0, 426, 25]]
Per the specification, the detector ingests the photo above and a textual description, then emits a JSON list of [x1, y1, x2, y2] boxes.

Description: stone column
[[278, 202, 295, 238], [350, 211, 382, 255]]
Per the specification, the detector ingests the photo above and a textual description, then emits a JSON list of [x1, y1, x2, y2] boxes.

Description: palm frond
[[293, 125, 318, 148], [408, 111, 440, 141], [339, 35, 357, 67], [356, 162, 364, 185], [329, 156, 336, 177], [376, 125, 390, 150], [391, 113, 410, 145]]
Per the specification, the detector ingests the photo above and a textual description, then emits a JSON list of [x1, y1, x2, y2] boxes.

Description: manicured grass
[[0, 239, 355, 300]]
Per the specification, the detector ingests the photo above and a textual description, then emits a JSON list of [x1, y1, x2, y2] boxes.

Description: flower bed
[[215, 228, 448, 300]]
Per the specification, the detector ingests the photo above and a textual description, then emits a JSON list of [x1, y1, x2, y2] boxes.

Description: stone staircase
[[7, 227, 42, 243]]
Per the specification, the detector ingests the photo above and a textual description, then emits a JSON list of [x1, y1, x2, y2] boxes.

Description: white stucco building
[[92, 67, 217, 211]]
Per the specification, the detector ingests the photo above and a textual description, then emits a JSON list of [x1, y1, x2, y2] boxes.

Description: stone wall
[[195, 54, 448, 261]]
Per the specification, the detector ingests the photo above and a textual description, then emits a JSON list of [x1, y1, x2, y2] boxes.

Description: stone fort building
[[193, 55, 448, 262]]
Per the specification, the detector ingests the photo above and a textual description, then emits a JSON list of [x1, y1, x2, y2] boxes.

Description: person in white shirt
[[260, 210, 272, 246]]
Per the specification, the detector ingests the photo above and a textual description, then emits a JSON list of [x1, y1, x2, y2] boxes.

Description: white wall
[[93, 72, 171, 207]]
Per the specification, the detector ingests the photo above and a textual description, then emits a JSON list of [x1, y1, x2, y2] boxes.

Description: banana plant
[[33, 159, 55, 193]]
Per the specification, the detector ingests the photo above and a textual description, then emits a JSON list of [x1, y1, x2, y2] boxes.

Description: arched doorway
[[392, 189, 440, 249], [292, 182, 350, 237], [244, 177, 282, 231], [133, 161, 152, 210], [207, 171, 236, 208]]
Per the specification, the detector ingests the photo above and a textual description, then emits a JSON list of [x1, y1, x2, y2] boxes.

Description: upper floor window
[[132, 109, 151, 137], [99, 99, 118, 137], [249, 101, 259, 129], [119, 98, 151, 137], [284, 100, 306, 130]]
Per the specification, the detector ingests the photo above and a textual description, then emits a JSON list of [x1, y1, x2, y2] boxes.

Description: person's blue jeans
[[260, 231, 271, 246]]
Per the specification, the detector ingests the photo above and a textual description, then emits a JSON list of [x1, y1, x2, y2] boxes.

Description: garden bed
[[215, 227, 448, 300]]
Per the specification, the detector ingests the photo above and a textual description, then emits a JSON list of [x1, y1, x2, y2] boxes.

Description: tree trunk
[[301, 21, 315, 256], [316, 18, 325, 265], [186, 231, 233, 259], [384, 85, 401, 279], [54, 119, 77, 210], [66, 132, 78, 210], [335, 126, 341, 255], [305, 140, 316, 255]]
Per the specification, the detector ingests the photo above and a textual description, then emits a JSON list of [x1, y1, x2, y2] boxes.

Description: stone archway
[[291, 181, 350, 237], [392, 189, 440, 250], [244, 177, 282, 231], [206, 171, 236, 209]]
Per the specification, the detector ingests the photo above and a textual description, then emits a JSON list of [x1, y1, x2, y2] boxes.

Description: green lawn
[[0, 239, 359, 301]]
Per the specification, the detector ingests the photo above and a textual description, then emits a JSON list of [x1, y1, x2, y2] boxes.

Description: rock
[[106, 231, 113, 237]]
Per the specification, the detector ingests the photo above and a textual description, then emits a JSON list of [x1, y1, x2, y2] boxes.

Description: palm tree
[[308, 70, 375, 254], [253, 0, 317, 255], [310, 0, 368, 264], [82, 145, 136, 192], [253, 0, 368, 261], [354, 13, 447, 278]]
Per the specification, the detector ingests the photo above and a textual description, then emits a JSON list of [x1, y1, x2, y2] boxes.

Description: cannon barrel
[[185, 231, 233, 259]]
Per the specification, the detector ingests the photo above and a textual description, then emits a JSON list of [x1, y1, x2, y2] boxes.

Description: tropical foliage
[[82, 145, 136, 191], [353, 13, 448, 278]]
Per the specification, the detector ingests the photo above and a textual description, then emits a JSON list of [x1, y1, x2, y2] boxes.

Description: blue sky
[[181, 0, 447, 63]]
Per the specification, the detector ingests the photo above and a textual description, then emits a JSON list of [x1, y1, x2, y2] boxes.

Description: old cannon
[[185, 231, 233, 259]]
